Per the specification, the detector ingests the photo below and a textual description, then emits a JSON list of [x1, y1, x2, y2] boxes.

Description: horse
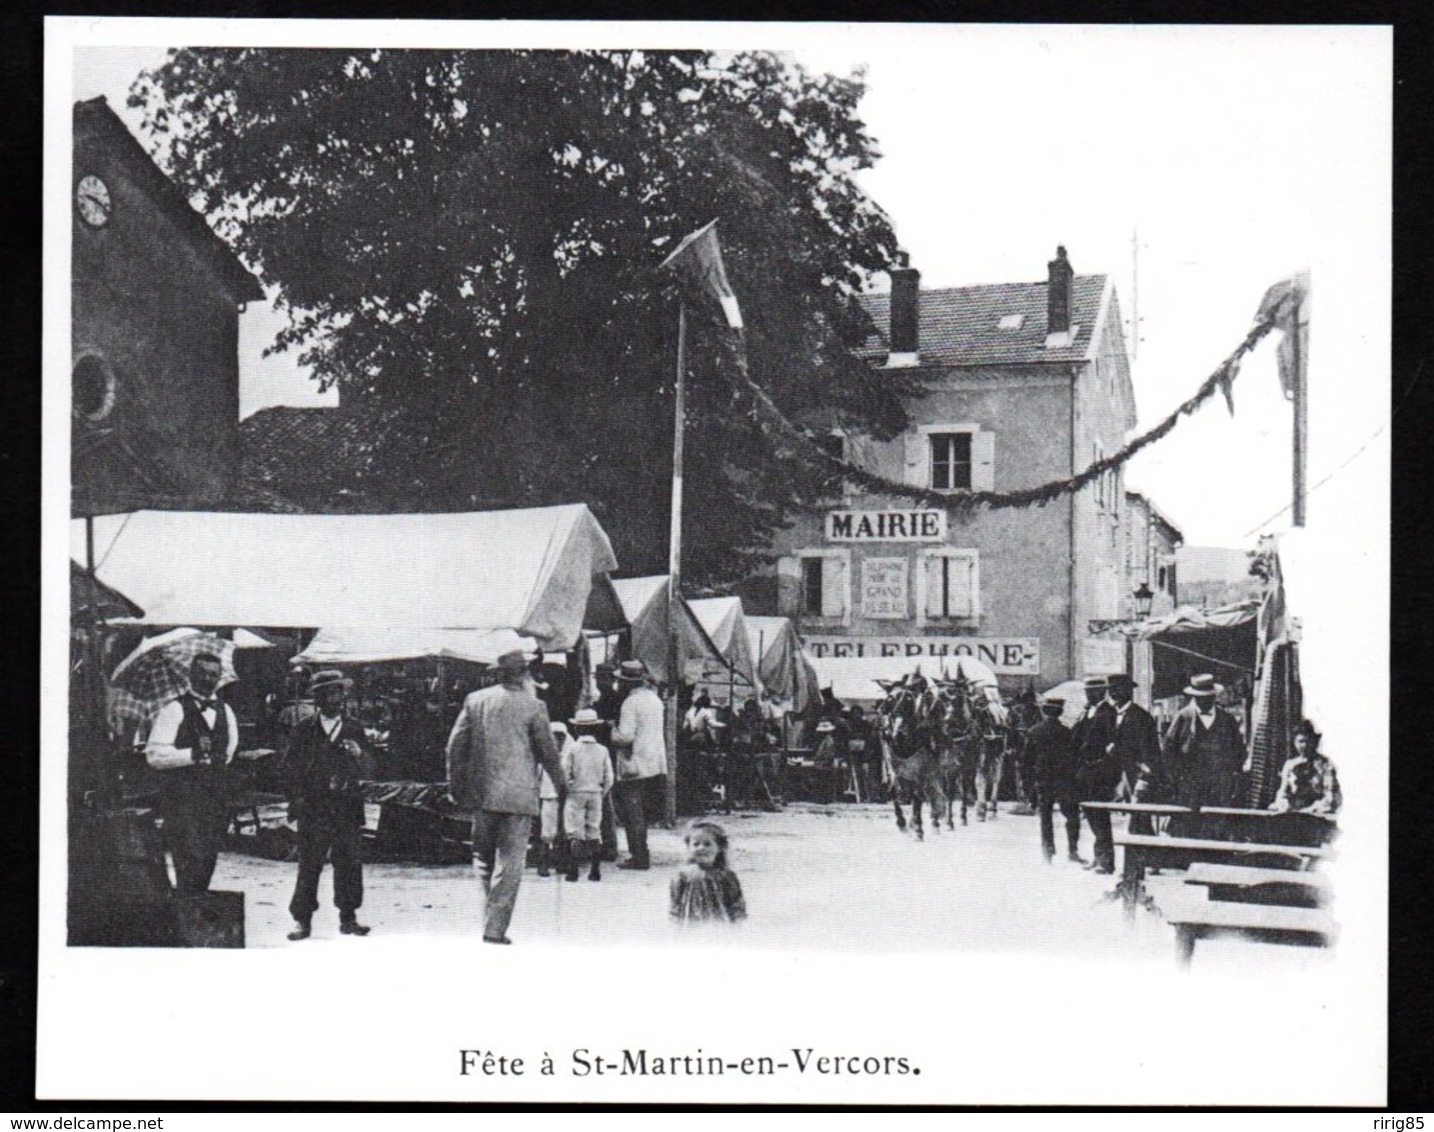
[[1002, 690, 1044, 812], [933, 674, 1010, 822], [874, 674, 949, 841]]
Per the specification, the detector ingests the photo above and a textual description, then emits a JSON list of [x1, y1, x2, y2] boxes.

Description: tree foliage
[[132, 48, 910, 587]]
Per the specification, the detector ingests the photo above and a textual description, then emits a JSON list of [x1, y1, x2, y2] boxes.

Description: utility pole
[[663, 304, 687, 824]]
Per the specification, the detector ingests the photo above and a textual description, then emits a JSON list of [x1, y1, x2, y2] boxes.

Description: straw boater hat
[[1082, 675, 1108, 691], [570, 708, 602, 729], [1039, 697, 1065, 715], [616, 660, 649, 684], [309, 669, 353, 694], [1184, 673, 1221, 697], [814, 720, 836, 734]]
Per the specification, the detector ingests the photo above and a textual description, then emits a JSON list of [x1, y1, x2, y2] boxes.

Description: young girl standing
[[669, 820, 747, 924]]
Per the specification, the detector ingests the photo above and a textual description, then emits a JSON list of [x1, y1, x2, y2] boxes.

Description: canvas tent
[[293, 627, 540, 667], [608, 576, 731, 686], [1130, 601, 1260, 702], [808, 654, 1000, 705], [687, 596, 758, 692], [70, 505, 620, 648], [743, 615, 819, 714]]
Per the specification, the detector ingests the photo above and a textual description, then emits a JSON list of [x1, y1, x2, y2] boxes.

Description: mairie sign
[[825, 509, 946, 542], [805, 636, 1040, 675]]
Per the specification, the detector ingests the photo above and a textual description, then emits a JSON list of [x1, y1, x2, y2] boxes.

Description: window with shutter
[[971, 430, 995, 492], [929, 432, 972, 491], [802, 557, 824, 617], [920, 551, 980, 621]]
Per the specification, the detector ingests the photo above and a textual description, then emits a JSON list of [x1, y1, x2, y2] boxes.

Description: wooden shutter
[[776, 556, 800, 617], [947, 554, 976, 618], [903, 433, 926, 486], [821, 555, 848, 619], [971, 429, 995, 492], [924, 554, 946, 618]]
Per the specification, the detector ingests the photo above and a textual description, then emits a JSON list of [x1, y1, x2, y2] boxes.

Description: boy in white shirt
[[537, 722, 571, 878]]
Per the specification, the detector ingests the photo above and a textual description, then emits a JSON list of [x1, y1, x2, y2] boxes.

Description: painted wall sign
[[860, 557, 908, 618], [825, 509, 947, 542], [805, 636, 1040, 675]]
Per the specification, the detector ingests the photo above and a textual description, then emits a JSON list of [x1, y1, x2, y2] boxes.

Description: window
[[780, 551, 850, 622], [920, 550, 979, 621], [930, 432, 973, 491], [72, 353, 117, 423]]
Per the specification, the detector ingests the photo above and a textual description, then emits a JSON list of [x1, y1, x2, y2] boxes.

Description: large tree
[[132, 48, 911, 587]]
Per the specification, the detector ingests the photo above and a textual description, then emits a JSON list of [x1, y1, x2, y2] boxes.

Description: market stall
[[607, 575, 732, 686], [743, 615, 820, 717], [687, 596, 759, 701]]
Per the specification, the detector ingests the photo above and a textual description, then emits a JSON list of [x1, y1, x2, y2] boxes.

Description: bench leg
[[1122, 849, 1143, 921], [1175, 925, 1197, 969]]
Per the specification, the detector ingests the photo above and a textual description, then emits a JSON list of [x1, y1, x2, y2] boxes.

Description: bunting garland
[[734, 303, 1286, 512]]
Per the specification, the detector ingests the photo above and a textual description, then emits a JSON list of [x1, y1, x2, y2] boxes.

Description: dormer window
[[997, 314, 1024, 331]]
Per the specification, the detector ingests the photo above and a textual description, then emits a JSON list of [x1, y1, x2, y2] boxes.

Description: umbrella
[[108, 628, 238, 736]]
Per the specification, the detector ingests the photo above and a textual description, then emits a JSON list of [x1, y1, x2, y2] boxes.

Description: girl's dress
[[669, 864, 747, 923]]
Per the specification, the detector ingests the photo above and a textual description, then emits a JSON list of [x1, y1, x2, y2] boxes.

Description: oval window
[[73, 353, 117, 423]]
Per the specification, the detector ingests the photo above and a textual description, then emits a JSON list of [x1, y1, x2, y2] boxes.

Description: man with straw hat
[[446, 650, 566, 944], [609, 660, 667, 870], [1162, 674, 1245, 809], [282, 668, 370, 940]]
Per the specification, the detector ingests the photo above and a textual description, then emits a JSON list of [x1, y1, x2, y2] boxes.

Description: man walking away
[[610, 660, 667, 870], [446, 650, 566, 944], [1025, 697, 1084, 865]]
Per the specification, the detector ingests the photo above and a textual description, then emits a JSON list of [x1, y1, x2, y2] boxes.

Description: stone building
[[750, 247, 1178, 693], [70, 97, 263, 516]]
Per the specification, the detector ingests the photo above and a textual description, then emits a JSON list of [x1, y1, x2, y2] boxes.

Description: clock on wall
[[75, 175, 112, 227]]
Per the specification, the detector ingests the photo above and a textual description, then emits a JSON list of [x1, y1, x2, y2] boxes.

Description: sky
[[67, 24, 1391, 547]]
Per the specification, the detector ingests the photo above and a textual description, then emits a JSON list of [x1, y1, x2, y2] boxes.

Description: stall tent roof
[[743, 615, 819, 713], [687, 597, 757, 689], [71, 505, 618, 648], [808, 654, 999, 704], [609, 576, 730, 686]]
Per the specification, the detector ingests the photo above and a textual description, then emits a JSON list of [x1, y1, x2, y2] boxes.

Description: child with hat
[[563, 709, 615, 881]]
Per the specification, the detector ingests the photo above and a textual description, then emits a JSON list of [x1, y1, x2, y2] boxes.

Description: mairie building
[[747, 247, 1181, 694]]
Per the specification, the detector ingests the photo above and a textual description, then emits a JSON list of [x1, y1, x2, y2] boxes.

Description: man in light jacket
[[610, 660, 668, 870], [446, 650, 565, 944]]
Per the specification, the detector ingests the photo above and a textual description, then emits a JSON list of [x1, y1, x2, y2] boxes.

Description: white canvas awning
[[807, 653, 999, 704], [70, 505, 618, 648], [293, 627, 540, 667], [687, 596, 758, 690], [609, 576, 731, 685]]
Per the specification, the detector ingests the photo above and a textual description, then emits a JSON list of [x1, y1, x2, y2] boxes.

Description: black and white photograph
[[41, 19, 1389, 1105]]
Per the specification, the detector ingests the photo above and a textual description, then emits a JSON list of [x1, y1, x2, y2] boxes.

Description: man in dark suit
[[1072, 675, 1118, 873], [282, 669, 370, 940], [1024, 697, 1084, 864], [1103, 673, 1163, 829]]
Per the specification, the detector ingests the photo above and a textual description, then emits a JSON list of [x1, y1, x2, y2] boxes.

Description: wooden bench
[[1163, 887, 1338, 967], [1113, 832, 1334, 917], [1183, 863, 1332, 908]]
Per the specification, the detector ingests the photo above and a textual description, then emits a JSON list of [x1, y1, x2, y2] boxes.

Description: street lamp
[[1133, 581, 1155, 620]]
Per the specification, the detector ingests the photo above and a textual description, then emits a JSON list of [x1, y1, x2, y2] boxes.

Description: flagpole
[[664, 302, 687, 826], [1291, 291, 1307, 527]]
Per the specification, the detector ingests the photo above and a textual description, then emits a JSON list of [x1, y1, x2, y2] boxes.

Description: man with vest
[[1162, 674, 1246, 809], [282, 669, 371, 940], [144, 653, 239, 892]]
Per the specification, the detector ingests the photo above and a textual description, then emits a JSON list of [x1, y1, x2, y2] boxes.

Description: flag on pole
[[1253, 270, 1311, 401], [659, 219, 744, 330]]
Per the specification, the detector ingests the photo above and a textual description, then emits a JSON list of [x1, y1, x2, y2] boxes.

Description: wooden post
[[663, 304, 687, 825], [1292, 298, 1307, 527]]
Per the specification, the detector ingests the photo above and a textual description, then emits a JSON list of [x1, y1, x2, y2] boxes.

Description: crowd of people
[[1017, 672, 1342, 871]]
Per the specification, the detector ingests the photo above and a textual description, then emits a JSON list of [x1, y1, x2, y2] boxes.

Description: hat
[[550, 720, 570, 735], [1083, 675, 1108, 691], [1183, 674, 1221, 697], [1293, 719, 1322, 742], [1106, 673, 1136, 688], [309, 669, 353, 694], [814, 720, 836, 734], [495, 650, 529, 679], [1040, 697, 1065, 715], [570, 708, 601, 728], [616, 660, 649, 684]]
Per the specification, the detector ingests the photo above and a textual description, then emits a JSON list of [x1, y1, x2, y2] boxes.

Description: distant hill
[[1177, 545, 1262, 609]]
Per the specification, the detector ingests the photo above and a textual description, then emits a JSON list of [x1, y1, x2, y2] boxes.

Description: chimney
[[887, 251, 920, 368], [1047, 245, 1073, 340]]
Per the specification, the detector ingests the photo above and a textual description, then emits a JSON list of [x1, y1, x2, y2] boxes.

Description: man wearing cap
[[1162, 674, 1245, 809], [282, 669, 370, 940], [1024, 698, 1084, 864], [446, 650, 566, 944], [609, 660, 667, 870], [1071, 676, 1117, 873], [144, 653, 240, 892]]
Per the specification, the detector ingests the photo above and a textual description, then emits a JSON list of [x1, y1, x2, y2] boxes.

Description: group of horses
[[873, 671, 1041, 840]]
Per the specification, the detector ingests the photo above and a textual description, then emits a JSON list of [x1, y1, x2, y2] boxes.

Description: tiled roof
[[855, 274, 1108, 367]]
